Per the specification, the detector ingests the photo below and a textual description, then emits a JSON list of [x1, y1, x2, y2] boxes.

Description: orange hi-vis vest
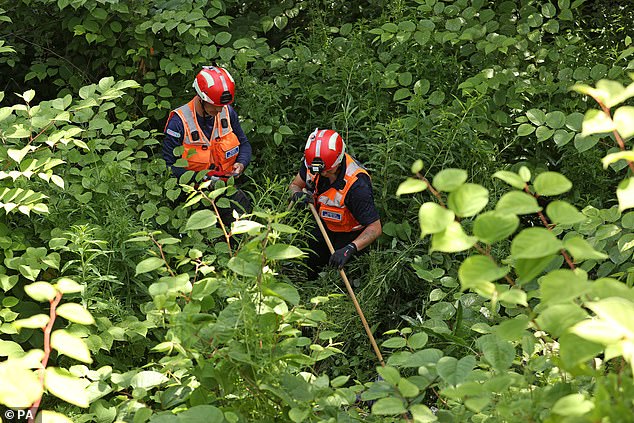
[[308, 154, 370, 233], [166, 98, 240, 174]]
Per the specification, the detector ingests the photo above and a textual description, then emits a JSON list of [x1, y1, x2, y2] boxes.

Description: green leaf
[[176, 405, 224, 422], [227, 255, 261, 277], [601, 151, 634, 169], [231, 220, 264, 235], [459, 255, 508, 290], [14, 314, 49, 329], [377, 365, 400, 384], [0, 363, 43, 407], [432, 168, 467, 192], [559, 333, 603, 367], [407, 332, 428, 349], [265, 244, 304, 260], [493, 171, 525, 189], [289, 407, 309, 423], [24, 281, 58, 302], [553, 129, 574, 146], [215, 31, 232, 45], [430, 222, 477, 253], [436, 355, 476, 386], [56, 303, 95, 325], [371, 397, 407, 415], [516, 123, 535, 136], [617, 177, 634, 211], [526, 108, 546, 125], [545, 111, 566, 128], [418, 202, 455, 236], [447, 183, 489, 217], [511, 228, 563, 259], [515, 255, 557, 283], [533, 172, 572, 196], [535, 126, 555, 142], [51, 330, 92, 363], [476, 334, 515, 372], [130, 371, 168, 390], [552, 394, 594, 416], [546, 201, 585, 225], [8, 146, 31, 163], [581, 109, 614, 136], [36, 411, 74, 423], [473, 211, 519, 244], [495, 191, 541, 215], [45, 367, 89, 408], [536, 303, 587, 337], [135, 257, 164, 275], [396, 178, 427, 196], [586, 297, 634, 339], [263, 282, 300, 305], [411, 159, 423, 173], [382, 337, 406, 349], [55, 277, 83, 294], [393, 88, 411, 101], [398, 377, 420, 398], [185, 209, 217, 231], [540, 269, 589, 305], [494, 314, 529, 341], [564, 237, 608, 261], [613, 106, 634, 139]]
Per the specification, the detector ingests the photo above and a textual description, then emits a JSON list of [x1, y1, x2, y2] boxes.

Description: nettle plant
[[380, 77, 634, 422]]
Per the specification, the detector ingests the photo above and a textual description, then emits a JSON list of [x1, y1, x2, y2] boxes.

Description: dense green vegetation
[[2, 0, 634, 421]]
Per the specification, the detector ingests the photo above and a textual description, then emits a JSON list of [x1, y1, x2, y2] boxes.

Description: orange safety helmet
[[304, 128, 346, 173], [192, 66, 235, 105]]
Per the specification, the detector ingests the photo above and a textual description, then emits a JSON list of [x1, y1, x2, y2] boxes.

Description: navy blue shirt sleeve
[[229, 106, 252, 169], [344, 174, 380, 226], [299, 162, 307, 181], [163, 113, 187, 177]]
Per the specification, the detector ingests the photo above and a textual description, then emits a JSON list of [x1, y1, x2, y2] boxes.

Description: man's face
[[319, 165, 339, 178], [201, 98, 223, 116]]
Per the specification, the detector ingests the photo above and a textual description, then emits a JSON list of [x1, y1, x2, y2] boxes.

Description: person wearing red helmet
[[289, 129, 382, 277], [163, 66, 252, 224]]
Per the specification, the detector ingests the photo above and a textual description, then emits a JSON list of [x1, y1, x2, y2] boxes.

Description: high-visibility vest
[[308, 154, 370, 232], [165, 98, 240, 173]]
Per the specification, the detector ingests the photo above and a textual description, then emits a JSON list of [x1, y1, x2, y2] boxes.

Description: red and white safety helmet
[[192, 66, 235, 105], [304, 128, 346, 173]]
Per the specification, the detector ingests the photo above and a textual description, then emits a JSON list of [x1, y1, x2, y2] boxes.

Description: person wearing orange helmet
[[163, 66, 252, 224], [289, 129, 382, 276]]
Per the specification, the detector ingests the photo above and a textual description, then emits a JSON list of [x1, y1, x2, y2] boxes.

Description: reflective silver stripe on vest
[[211, 107, 231, 139], [177, 105, 208, 145], [346, 159, 362, 176], [318, 191, 344, 207]]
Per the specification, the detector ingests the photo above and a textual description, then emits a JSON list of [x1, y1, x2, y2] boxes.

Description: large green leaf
[[436, 355, 475, 386], [45, 367, 89, 408], [51, 329, 92, 363], [535, 303, 587, 337], [552, 394, 594, 417], [265, 244, 304, 260], [185, 210, 217, 231], [0, 362, 43, 407], [130, 371, 168, 390], [617, 177, 634, 211], [613, 106, 634, 140], [430, 221, 476, 253], [539, 269, 589, 305], [476, 334, 515, 372], [492, 171, 525, 189], [533, 172, 572, 196], [564, 237, 608, 261], [418, 202, 455, 236], [515, 255, 557, 283], [447, 183, 488, 217], [546, 201, 585, 225], [585, 297, 634, 339], [432, 168, 467, 192], [56, 303, 95, 325], [459, 255, 508, 289], [473, 211, 519, 244], [511, 228, 562, 259], [24, 281, 57, 302], [581, 109, 614, 136], [263, 282, 300, 305], [177, 405, 224, 423], [396, 177, 427, 196], [135, 257, 164, 275], [495, 191, 541, 215], [371, 397, 407, 415]]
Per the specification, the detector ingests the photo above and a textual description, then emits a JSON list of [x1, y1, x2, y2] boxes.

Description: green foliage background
[[3, 0, 634, 422]]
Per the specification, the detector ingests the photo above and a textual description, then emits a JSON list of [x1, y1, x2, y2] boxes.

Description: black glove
[[329, 243, 357, 269], [291, 191, 313, 207]]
